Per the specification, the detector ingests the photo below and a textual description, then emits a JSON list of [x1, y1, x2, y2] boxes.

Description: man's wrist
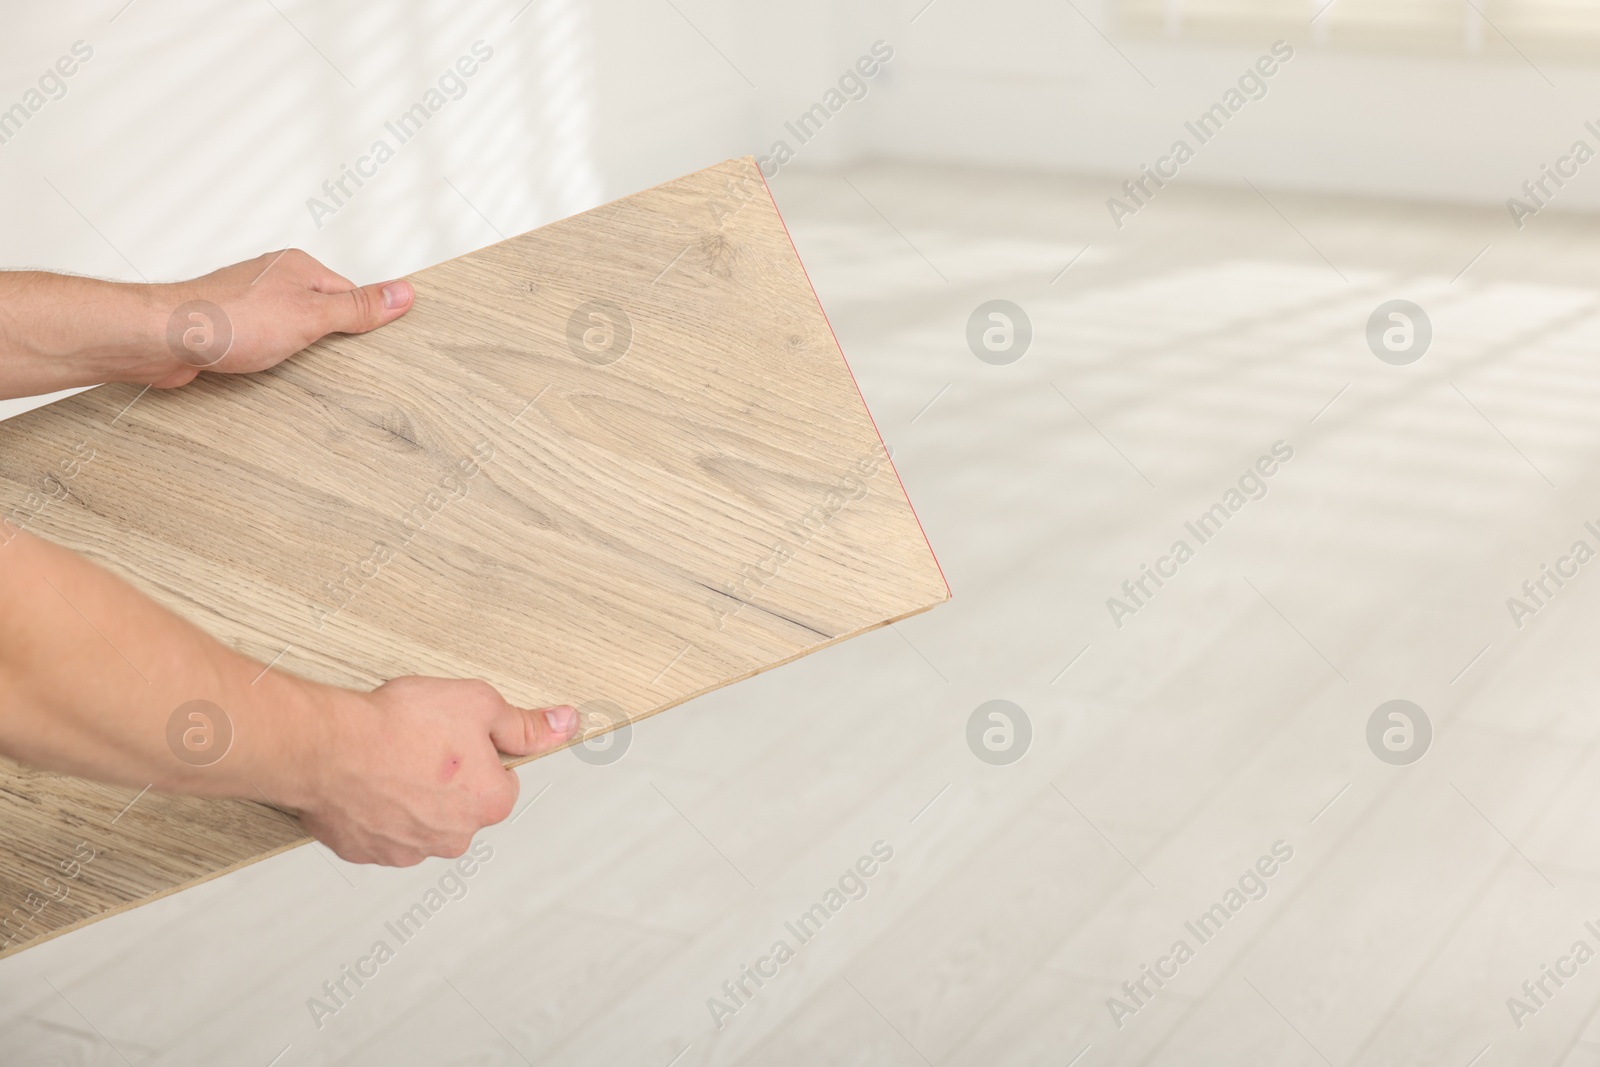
[[221, 670, 361, 816], [19, 274, 186, 388], [111, 280, 193, 387]]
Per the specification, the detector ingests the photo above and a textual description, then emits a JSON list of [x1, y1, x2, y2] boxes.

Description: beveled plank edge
[[0, 831, 312, 964], [0, 588, 950, 964], [752, 162, 953, 604], [508, 585, 951, 771]]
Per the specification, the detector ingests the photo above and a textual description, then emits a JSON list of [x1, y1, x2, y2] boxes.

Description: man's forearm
[[0, 251, 575, 865], [0, 273, 183, 400], [0, 529, 338, 808]]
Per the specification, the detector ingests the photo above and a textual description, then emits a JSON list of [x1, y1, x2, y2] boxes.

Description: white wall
[[3, 0, 1597, 419], [859, 0, 1600, 217], [0, 0, 754, 285], [0, 0, 781, 418]]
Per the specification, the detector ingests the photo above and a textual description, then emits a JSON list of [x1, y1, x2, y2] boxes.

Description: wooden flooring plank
[[0, 157, 949, 959]]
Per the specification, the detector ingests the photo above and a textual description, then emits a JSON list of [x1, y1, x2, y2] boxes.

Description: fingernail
[[545, 705, 577, 733], [381, 280, 412, 309]]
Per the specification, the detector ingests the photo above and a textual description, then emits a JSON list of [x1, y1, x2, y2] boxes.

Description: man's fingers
[[319, 279, 414, 335], [474, 766, 522, 828], [488, 702, 579, 758]]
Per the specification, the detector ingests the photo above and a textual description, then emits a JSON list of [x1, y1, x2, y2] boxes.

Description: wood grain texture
[[0, 157, 948, 959]]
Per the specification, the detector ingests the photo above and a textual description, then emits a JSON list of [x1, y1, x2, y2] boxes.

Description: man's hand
[[0, 253, 590, 870], [0, 531, 582, 868], [0, 251, 414, 400], [150, 249, 415, 388], [299, 679, 579, 867]]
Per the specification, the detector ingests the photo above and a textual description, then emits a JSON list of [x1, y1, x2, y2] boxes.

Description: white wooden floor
[[6, 163, 1600, 1066]]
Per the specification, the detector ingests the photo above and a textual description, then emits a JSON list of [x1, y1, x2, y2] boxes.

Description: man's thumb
[[323, 279, 413, 335], [489, 703, 579, 758]]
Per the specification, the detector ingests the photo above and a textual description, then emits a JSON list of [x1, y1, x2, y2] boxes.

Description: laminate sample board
[[0, 157, 949, 958]]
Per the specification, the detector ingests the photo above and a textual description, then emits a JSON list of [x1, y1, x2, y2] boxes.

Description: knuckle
[[348, 286, 375, 326], [331, 843, 368, 865], [464, 679, 502, 710], [484, 788, 516, 825], [379, 675, 425, 697], [274, 248, 311, 275]]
